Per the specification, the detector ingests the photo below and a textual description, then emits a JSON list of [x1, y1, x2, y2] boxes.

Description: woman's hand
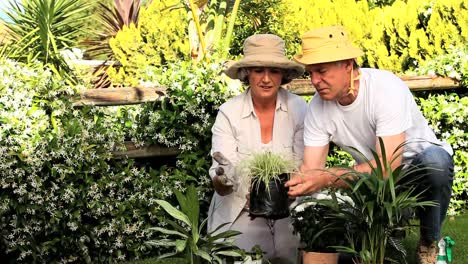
[[212, 175, 234, 196]]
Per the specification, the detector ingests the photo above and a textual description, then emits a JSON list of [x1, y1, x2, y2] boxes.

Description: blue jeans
[[409, 145, 454, 243]]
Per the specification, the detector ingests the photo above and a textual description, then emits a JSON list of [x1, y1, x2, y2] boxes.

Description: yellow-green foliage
[[364, 0, 468, 72], [281, 0, 372, 62], [108, 0, 190, 86], [279, 0, 467, 73]]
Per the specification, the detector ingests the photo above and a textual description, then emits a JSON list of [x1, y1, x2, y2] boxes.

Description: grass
[[123, 213, 468, 264], [404, 213, 468, 264]]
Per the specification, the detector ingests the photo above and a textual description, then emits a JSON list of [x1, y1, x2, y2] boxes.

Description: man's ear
[[344, 59, 354, 71]]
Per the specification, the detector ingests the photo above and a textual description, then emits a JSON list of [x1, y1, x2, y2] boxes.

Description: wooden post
[[285, 75, 460, 96], [73, 86, 166, 106]]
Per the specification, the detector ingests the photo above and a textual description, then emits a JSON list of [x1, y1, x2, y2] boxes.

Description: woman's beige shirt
[[207, 87, 307, 232]]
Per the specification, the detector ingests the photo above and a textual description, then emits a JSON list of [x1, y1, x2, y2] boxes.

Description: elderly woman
[[207, 34, 307, 263]]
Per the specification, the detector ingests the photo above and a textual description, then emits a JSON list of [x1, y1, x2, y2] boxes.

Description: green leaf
[[146, 239, 177, 247], [175, 239, 187, 252], [194, 249, 212, 262], [155, 199, 191, 226], [149, 227, 188, 238], [209, 230, 242, 242]]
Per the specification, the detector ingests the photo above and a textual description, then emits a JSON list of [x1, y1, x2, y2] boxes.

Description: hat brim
[[224, 55, 304, 80], [294, 47, 364, 65]]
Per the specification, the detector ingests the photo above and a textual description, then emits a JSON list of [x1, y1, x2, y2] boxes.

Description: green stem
[[222, 0, 241, 59], [188, 0, 207, 61]]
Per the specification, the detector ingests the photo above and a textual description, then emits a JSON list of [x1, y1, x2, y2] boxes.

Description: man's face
[[305, 61, 351, 101], [247, 67, 283, 101]]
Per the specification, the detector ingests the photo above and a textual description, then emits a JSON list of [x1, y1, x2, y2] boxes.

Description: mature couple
[[207, 26, 453, 264]]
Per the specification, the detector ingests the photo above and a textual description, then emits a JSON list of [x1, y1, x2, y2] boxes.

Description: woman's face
[[247, 67, 284, 101]]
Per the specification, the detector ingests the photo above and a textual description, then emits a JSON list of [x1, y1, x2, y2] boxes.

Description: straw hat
[[294, 26, 364, 65], [224, 34, 304, 82]]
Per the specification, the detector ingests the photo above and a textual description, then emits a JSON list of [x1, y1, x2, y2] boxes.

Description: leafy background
[[0, 0, 467, 262]]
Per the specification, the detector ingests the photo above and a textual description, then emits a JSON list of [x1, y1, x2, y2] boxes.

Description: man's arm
[[286, 133, 406, 196], [354, 133, 406, 177]]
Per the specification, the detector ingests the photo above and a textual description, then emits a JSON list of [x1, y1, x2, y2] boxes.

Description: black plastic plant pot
[[249, 173, 290, 219]]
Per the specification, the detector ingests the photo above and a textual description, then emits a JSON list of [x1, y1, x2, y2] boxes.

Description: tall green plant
[[1, 0, 92, 77], [147, 185, 244, 263], [334, 138, 438, 264], [184, 0, 241, 61]]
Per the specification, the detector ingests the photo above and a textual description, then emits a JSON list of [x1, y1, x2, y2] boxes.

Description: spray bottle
[[435, 236, 455, 264]]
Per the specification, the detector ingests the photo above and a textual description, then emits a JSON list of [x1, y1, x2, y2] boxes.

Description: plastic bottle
[[435, 236, 455, 264]]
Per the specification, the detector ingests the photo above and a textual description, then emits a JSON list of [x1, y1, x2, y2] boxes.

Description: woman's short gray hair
[[237, 67, 299, 85]]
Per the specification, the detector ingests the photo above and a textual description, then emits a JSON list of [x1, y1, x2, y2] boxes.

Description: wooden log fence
[[75, 75, 460, 158]]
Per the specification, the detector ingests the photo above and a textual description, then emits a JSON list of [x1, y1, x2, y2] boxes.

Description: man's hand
[[212, 152, 238, 195], [285, 171, 331, 197]]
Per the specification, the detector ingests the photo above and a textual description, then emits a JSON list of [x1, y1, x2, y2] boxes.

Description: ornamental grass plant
[[237, 151, 297, 219], [238, 151, 297, 194]]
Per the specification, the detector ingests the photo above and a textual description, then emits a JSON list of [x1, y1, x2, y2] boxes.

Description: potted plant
[[333, 139, 438, 264], [146, 185, 245, 264], [291, 139, 438, 264], [238, 151, 297, 219], [291, 190, 353, 264]]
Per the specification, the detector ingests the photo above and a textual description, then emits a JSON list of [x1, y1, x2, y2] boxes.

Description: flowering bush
[[129, 60, 238, 199], [0, 59, 192, 263], [415, 45, 468, 87]]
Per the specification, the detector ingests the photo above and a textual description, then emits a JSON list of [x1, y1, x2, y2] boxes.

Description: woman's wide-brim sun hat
[[224, 34, 304, 81], [294, 26, 364, 65]]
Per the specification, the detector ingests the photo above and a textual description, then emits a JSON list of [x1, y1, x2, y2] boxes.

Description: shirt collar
[[241, 88, 289, 119]]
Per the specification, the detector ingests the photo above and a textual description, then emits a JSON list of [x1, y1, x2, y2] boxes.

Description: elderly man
[[285, 26, 454, 264]]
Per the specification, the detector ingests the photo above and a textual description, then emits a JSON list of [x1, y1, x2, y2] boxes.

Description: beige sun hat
[[294, 26, 364, 65], [224, 34, 304, 82]]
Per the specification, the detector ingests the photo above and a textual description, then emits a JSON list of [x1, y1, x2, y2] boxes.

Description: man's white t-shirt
[[304, 68, 452, 164]]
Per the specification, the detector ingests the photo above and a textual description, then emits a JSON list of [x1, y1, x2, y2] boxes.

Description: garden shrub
[[129, 60, 239, 202], [414, 45, 468, 88], [280, 0, 373, 59], [362, 0, 468, 72], [107, 0, 190, 86], [278, 0, 467, 73], [417, 93, 468, 214], [229, 0, 287, 57], [0, 59, 199, 263]]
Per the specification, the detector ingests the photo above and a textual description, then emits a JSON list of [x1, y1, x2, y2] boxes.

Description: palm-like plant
[[334, 138, 438, 264], [81, 0, 142, 88], [146, 185, 244, 264], [1, 0, 92, 75], [82, 0, 141, 60]]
